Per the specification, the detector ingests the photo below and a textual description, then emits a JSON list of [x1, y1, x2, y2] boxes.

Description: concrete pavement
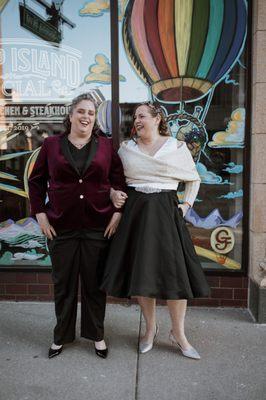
[[0, 303, 265, 400]]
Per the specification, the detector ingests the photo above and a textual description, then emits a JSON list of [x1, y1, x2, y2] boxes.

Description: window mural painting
[[0, 0, 250, 272], [0, 0, 112, 267], [119, 0, 248, 271]]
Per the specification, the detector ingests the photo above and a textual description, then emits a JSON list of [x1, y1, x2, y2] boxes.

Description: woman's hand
[[104, 212, 122, 238], [178, 203, 190, 217], [110, 188, 128, 208], [36, 212, 57, 240]]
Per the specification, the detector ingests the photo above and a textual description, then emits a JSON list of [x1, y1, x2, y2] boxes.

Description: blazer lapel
[[60, 134, 99, 177], [82, 135, 98, 175], [60, 134, 80, 175]]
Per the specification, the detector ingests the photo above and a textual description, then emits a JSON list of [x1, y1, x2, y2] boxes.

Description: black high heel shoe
[[94, 346, 108, 359], [48, 345, 63, 359]]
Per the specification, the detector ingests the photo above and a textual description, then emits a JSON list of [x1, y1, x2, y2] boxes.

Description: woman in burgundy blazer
[[28, 93, 126, 359]]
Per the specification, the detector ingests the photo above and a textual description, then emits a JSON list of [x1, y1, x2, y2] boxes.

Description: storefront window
[[118, 0, 249, 273], [0, 0, 111, 268], [0, 0, 250, 273]]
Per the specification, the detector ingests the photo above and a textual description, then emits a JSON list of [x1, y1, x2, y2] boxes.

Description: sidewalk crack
[[135, 309, 142, 400]]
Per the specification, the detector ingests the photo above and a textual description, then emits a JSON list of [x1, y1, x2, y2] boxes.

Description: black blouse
[[68, 140, 91, 175]]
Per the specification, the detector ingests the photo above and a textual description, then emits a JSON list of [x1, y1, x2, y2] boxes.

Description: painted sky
[[1, 0, 148, 102]]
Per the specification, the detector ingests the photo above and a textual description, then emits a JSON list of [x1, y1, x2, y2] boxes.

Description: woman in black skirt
[[101, 102, 210, 360]]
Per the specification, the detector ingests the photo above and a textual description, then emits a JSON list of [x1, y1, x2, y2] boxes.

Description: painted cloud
[[84, 54, 126, 84], [208, 108, 245, 148], [223, 162, 243, 174], [217, 189, 243, 199], [79, 0, 126, 20], [197, 163, 233, 185], [79, 1, 109, 17]]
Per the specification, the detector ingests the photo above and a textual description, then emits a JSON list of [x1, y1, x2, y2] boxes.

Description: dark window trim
[[110, 0, 119, 150], [240, 0, 252, 277]]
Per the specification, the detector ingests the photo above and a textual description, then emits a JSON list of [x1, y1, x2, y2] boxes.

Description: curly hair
[[63, 93, 99, 135], [130, 102, 170, 140]]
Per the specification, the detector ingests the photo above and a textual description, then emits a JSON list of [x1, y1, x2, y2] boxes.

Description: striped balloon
[[97, 100, 112, 135], [123, 0, 247, 103], [97, 100, 121, 136]]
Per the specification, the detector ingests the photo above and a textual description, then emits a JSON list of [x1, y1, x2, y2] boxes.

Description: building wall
[[249, 0, 266, 322], [0, 1, 264, 314], [0, 271, 248, 307]]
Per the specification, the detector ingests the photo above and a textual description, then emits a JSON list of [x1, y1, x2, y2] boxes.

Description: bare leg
[[167, 299, 192, 350], [137, 296, 156, 342]]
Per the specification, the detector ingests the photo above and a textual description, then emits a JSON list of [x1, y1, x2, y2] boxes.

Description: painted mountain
[[185, 208, 243, 229], [0, 218, 50, 265], [0, 218, 44, 245]]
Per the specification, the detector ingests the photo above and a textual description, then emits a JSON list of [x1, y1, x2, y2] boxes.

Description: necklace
[[68, 136, 91, 149]]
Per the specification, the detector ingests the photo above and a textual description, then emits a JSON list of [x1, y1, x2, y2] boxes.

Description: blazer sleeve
[[28, 139, 49, 216], [109, 140, 126, 192], [108, 140, 126, 213]]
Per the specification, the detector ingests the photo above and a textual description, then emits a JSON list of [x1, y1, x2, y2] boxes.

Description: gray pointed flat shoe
[[169, 331, 201, 360], [139, 324, 159, 354]]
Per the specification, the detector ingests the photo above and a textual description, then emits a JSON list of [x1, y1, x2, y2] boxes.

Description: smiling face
[[134, 105, 161, 137], [69, 99, 96, 137]]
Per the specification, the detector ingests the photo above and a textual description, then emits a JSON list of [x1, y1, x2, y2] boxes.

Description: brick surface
[[220, 299, 248, 307], [36, 294, 53, 301], [0, 273, 250, 306], [188, 298, 221, 307], [220, 277, 243, 288], [0, 272, 17, 283], [0, 284, 5, 294], [28, 284, 50, 295], [6, 284, 27, 294], [243, 278, 249, 288], [211, 288, 233, 299], [234, 288, 248, 300], [37, 273, 53, 284], [0, 295, 16, 300], [15, 295, 39, 301], [16, 273, 37, 284], [206, 276, 220, 287]]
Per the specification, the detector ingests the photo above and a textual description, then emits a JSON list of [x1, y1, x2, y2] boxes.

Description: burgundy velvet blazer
[[28, 133, 126, 230]]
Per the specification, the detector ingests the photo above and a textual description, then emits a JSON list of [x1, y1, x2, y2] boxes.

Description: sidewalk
[[0, 303, 265, 400]]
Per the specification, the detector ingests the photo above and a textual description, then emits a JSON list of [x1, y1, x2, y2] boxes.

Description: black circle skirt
[[101, 188, 210, 300]]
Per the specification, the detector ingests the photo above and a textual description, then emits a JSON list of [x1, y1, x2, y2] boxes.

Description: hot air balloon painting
[[121, 0, 248, 271], [123, 0, 247, 106], [122, 0, 247, 161]]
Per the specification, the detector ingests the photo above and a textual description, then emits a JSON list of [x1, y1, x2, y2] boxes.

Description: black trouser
[[47, 230, 108, 345]]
